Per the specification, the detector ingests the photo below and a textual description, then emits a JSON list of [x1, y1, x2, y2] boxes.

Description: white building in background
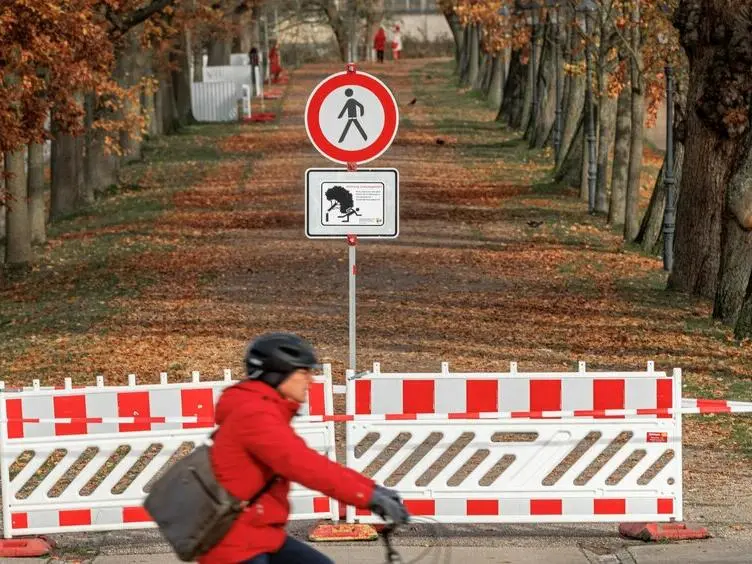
[[279, 0, 451, 47]]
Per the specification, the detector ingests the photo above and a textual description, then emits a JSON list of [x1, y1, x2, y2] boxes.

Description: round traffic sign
[[305, 70, 399, 165]]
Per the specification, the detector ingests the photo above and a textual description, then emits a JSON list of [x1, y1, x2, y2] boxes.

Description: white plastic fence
[[345, 362, 682, 524], [0, 367, 337, 538], [191, 82, 247, 122]]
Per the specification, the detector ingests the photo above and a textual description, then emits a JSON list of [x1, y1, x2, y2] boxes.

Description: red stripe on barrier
[[123, 506, 152, 523], [313, 497, 330, 513], [355, 380, 371, 415], [59, 509, 91, 526], [449, 412, 480, 419], [118, 392, 152, 432], [657, 498, 674, 514], [594, 380, 625, 419], [512, 410, 543, 418], [385, 414, 417, 420], [11, 513, 28, 530], [308, 383, 326, 417], [467, 380, 498, 412], [530, 499, 562, 515], [404, 500, 435, 516], [467, 500, 499, 516], [530, 380, 561, 418], [356, 507, 371, 516], [6, 399, 24, 439], [594, 498, 626, 515], [53, 395, 87, 436], [657, 379, 673, 419], [696, 399, 731, 413], [403, 381, 434, 414], [323, 415, 354, 422], [181, 389, 214, 429]]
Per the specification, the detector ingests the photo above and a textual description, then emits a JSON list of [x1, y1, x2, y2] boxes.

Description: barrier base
[[0, 537, 55, 557], [619, 522, 710, 541], [308, 522, 378, 542]]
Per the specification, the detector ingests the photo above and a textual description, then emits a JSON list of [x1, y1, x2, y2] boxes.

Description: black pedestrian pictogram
[[325, 185, 362, 223], [337, 88, 368, 144]]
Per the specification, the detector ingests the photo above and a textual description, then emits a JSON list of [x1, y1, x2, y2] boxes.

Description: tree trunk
[[158, 73, 179, 135], [443, 8, 463, 67], [50, 128, 80, 221], [595, 92, 617, 214], [84, 94, 119, 196], [4, 150, 32, 265], [715, 128, 752, 324], [27, 142, 46, 245], [459, 26, 471, 81], [555, 115, 584, 187], [624, 1, 644, 241], [559, 71, 585, 170], [172, 30, 195, 128], [207, 37, 232, 66], [193, 38, 204, 83], [715, 215, 752, 325], [524, 31, 544, 141], [500, 49, 526, 128], [736, 277, 752, 338], [636, 143, 685, 253], [467, 25, 480, 89], [669, 1, 752, 300], [479, 53, 492, 94], [532, 21, 557, 148], [608, 79, 631, 226], [488, 55, 504, 111]]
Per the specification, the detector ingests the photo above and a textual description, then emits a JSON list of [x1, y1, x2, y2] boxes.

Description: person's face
[[278, 368, 314, 403]]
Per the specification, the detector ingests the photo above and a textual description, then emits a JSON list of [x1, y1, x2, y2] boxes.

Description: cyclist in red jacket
[[200, 333, 409, 564]]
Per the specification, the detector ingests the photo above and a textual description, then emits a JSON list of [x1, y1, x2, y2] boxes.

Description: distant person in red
[[374, 26, 386, 63], [391, 25, 403, 62], [269, 40, 282, 83]]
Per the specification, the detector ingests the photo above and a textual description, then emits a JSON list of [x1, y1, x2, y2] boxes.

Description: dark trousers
[[239, 536, 334, 564], [376, 50, 384, 63]]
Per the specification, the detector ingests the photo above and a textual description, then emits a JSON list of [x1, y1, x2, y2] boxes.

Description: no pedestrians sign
[[305, 68, 399, 165]]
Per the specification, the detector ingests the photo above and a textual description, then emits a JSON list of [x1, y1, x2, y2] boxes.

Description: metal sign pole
[[347, 233, 357, 372]]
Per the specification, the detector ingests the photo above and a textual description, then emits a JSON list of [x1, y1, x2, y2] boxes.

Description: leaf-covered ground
[[1, 59, 751, 535]]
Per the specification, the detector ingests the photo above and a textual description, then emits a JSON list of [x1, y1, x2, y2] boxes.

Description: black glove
[[369, 485, 410, 525]]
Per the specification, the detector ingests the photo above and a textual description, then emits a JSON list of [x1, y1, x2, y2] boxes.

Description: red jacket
[[199, 380, 375, 563], [374, 29, 386, 50]]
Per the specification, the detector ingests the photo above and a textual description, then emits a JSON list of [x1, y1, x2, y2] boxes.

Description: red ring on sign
[[305, 72, 399, 165]]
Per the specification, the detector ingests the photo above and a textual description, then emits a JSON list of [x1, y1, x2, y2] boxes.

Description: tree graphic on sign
[[325, 186, 362, 223]]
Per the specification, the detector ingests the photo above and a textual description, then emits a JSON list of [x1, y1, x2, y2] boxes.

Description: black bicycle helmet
[[244, 332, 320, 387]]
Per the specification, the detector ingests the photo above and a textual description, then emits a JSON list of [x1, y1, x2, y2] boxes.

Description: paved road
[[5, 538, 752, 563]]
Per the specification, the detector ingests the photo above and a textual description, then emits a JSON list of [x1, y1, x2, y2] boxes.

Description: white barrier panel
[[203, 65, 254, 85], [191, 82, 244, 122], [345, 362, 682, 524], [0, 367, 337, 538]]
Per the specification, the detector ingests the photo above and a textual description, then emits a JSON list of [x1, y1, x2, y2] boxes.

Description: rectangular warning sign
[[305, 168, 398, 239], [320, 182, 385, 226], [646, 432, 668, 443]]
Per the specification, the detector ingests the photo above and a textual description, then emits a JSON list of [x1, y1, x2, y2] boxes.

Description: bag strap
[[245, 475, 278, 507]]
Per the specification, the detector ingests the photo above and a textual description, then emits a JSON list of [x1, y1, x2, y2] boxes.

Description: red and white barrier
[[0, 367, 338, 538], [1, 360, 749, 541], [344, 362, 683, 525]]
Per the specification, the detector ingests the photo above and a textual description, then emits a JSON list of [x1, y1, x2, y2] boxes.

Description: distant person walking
[[391, 25, 403, 62], [269, 40, 282, 83], [374, 26, 386, 63]]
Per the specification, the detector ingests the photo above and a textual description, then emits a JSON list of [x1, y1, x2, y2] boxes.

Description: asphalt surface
[[4, 523, 752, 563]]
